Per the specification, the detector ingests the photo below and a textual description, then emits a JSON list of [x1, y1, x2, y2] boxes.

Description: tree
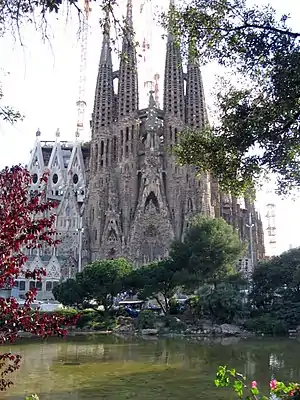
[[251, 248, 300, 308], [0, 166, 75, 391], [197, 283, 246, 324], [76, 258, 132, 312], [249, 248, 300, 332], [52, 278, 84, 307], [165, 0, 300, 195], [129, 259, 183, 315], [170, 215, 244, 290]]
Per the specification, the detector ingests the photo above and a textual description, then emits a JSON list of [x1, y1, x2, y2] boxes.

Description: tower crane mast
[[265, 182, 277, 257], [75, 0, 91, 139]]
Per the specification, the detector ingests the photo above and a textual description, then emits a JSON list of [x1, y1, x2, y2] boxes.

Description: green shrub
[[76, 312, 94, 328], [164, 315, 186, 332], [75, 310, 105, 328], [244, 314, 287, 335], [55, 308, 78, 319], [137, 310, 156, 329], [91, 318, 116, 331]]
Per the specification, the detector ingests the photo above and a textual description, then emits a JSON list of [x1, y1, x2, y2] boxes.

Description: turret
[[185, 41, 208, 128], [117, 0, 139, 118], [163, 0, 185, 127], [91, 13, 114, 139]]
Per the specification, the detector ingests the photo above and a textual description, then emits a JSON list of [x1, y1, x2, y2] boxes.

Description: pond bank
[[17, 322, 255, 340]]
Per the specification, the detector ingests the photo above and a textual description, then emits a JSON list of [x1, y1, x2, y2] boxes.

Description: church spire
[[100, 11, 112, 65], [117, 0, 139, 118], [163, 0, 185, 121], [185, 40, 208, 128], [91, 11, 114, 138]]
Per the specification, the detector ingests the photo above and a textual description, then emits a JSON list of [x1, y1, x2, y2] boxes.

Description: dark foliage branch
[[164, 0, 300, 195]]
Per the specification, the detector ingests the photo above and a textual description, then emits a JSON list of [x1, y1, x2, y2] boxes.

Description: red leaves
[[0, 166, 75, 391]]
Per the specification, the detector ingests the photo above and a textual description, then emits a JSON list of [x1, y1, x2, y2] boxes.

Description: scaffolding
[[75, 0, 91, 139]]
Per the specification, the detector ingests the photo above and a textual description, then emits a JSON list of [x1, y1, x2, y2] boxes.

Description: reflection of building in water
[[25, 0, 265, 279], [269, 353, 285, 370], [244, 351, 256, 377]]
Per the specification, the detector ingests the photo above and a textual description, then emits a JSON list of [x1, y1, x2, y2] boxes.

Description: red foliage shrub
[[0, 166, 77, 391]]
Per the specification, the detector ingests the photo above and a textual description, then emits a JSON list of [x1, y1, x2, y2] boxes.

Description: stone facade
[[25, 0, 265, 284], [84, 0, 265, 269], [26, 133, 89, 298]]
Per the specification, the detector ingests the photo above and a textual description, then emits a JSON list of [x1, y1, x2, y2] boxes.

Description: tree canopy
[[52, 278, 85, 307], [170, 215, 244, 289], [165, 0, 300, 196], [129, 259, 183, 314], [251, 247, 300, 309], [246, 248, 300, 333], [76, 258, 133, 311]]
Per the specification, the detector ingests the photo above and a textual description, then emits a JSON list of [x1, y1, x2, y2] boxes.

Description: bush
[[244, 314, 288, 335], [137, 310, 156, 329], [91, 318, 117, 331], [164, 315, 186, 332], [54, 308, 78, 319], [37, 308, 79, 326], [75, 311, 95, 328]]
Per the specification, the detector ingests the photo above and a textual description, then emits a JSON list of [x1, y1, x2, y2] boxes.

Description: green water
[[2, 335, 300, 400]]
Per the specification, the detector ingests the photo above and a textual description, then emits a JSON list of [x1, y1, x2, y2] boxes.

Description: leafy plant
[[167, 0, 300, 195], [137, 310, 156, 329], [0, 166, 77, 391], [215, 365, 300, 399], [76, 258, 133, 312]]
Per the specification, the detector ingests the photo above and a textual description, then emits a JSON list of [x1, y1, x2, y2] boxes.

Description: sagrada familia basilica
[[20, 0, 264, 299]]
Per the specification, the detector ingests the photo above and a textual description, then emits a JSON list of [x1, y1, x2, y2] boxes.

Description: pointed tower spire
[[185, 40, 208, 128], [100, 11, 112, 65], [91, 10, 115, 138], [117, 0, 138, 118], [167, 0, 175, 41], [163, 0, 185, 121]]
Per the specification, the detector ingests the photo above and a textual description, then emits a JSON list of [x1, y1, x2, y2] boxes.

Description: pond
[[2, 335, 300, 399]]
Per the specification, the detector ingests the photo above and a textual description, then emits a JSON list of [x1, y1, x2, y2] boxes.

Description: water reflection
[[2, 336, 300, 399]]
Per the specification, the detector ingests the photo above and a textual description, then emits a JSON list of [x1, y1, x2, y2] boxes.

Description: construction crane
[[266, 202, 277, 255], [75, 0, 91, 139], [265, 181, 277, 256]]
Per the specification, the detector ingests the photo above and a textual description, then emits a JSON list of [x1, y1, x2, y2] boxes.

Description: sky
[[0, 0, 300, 256]]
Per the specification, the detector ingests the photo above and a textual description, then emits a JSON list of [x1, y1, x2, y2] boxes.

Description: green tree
[[170, 215, 244, 290], [197, 283, 246, 324], [249, 248, 300, 331], [129, 259, 183, 315], [165, 0, 300, 195], [251, 249, 300, 310], [77, 258, 132, 312], [52, 278, 85, 307]]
